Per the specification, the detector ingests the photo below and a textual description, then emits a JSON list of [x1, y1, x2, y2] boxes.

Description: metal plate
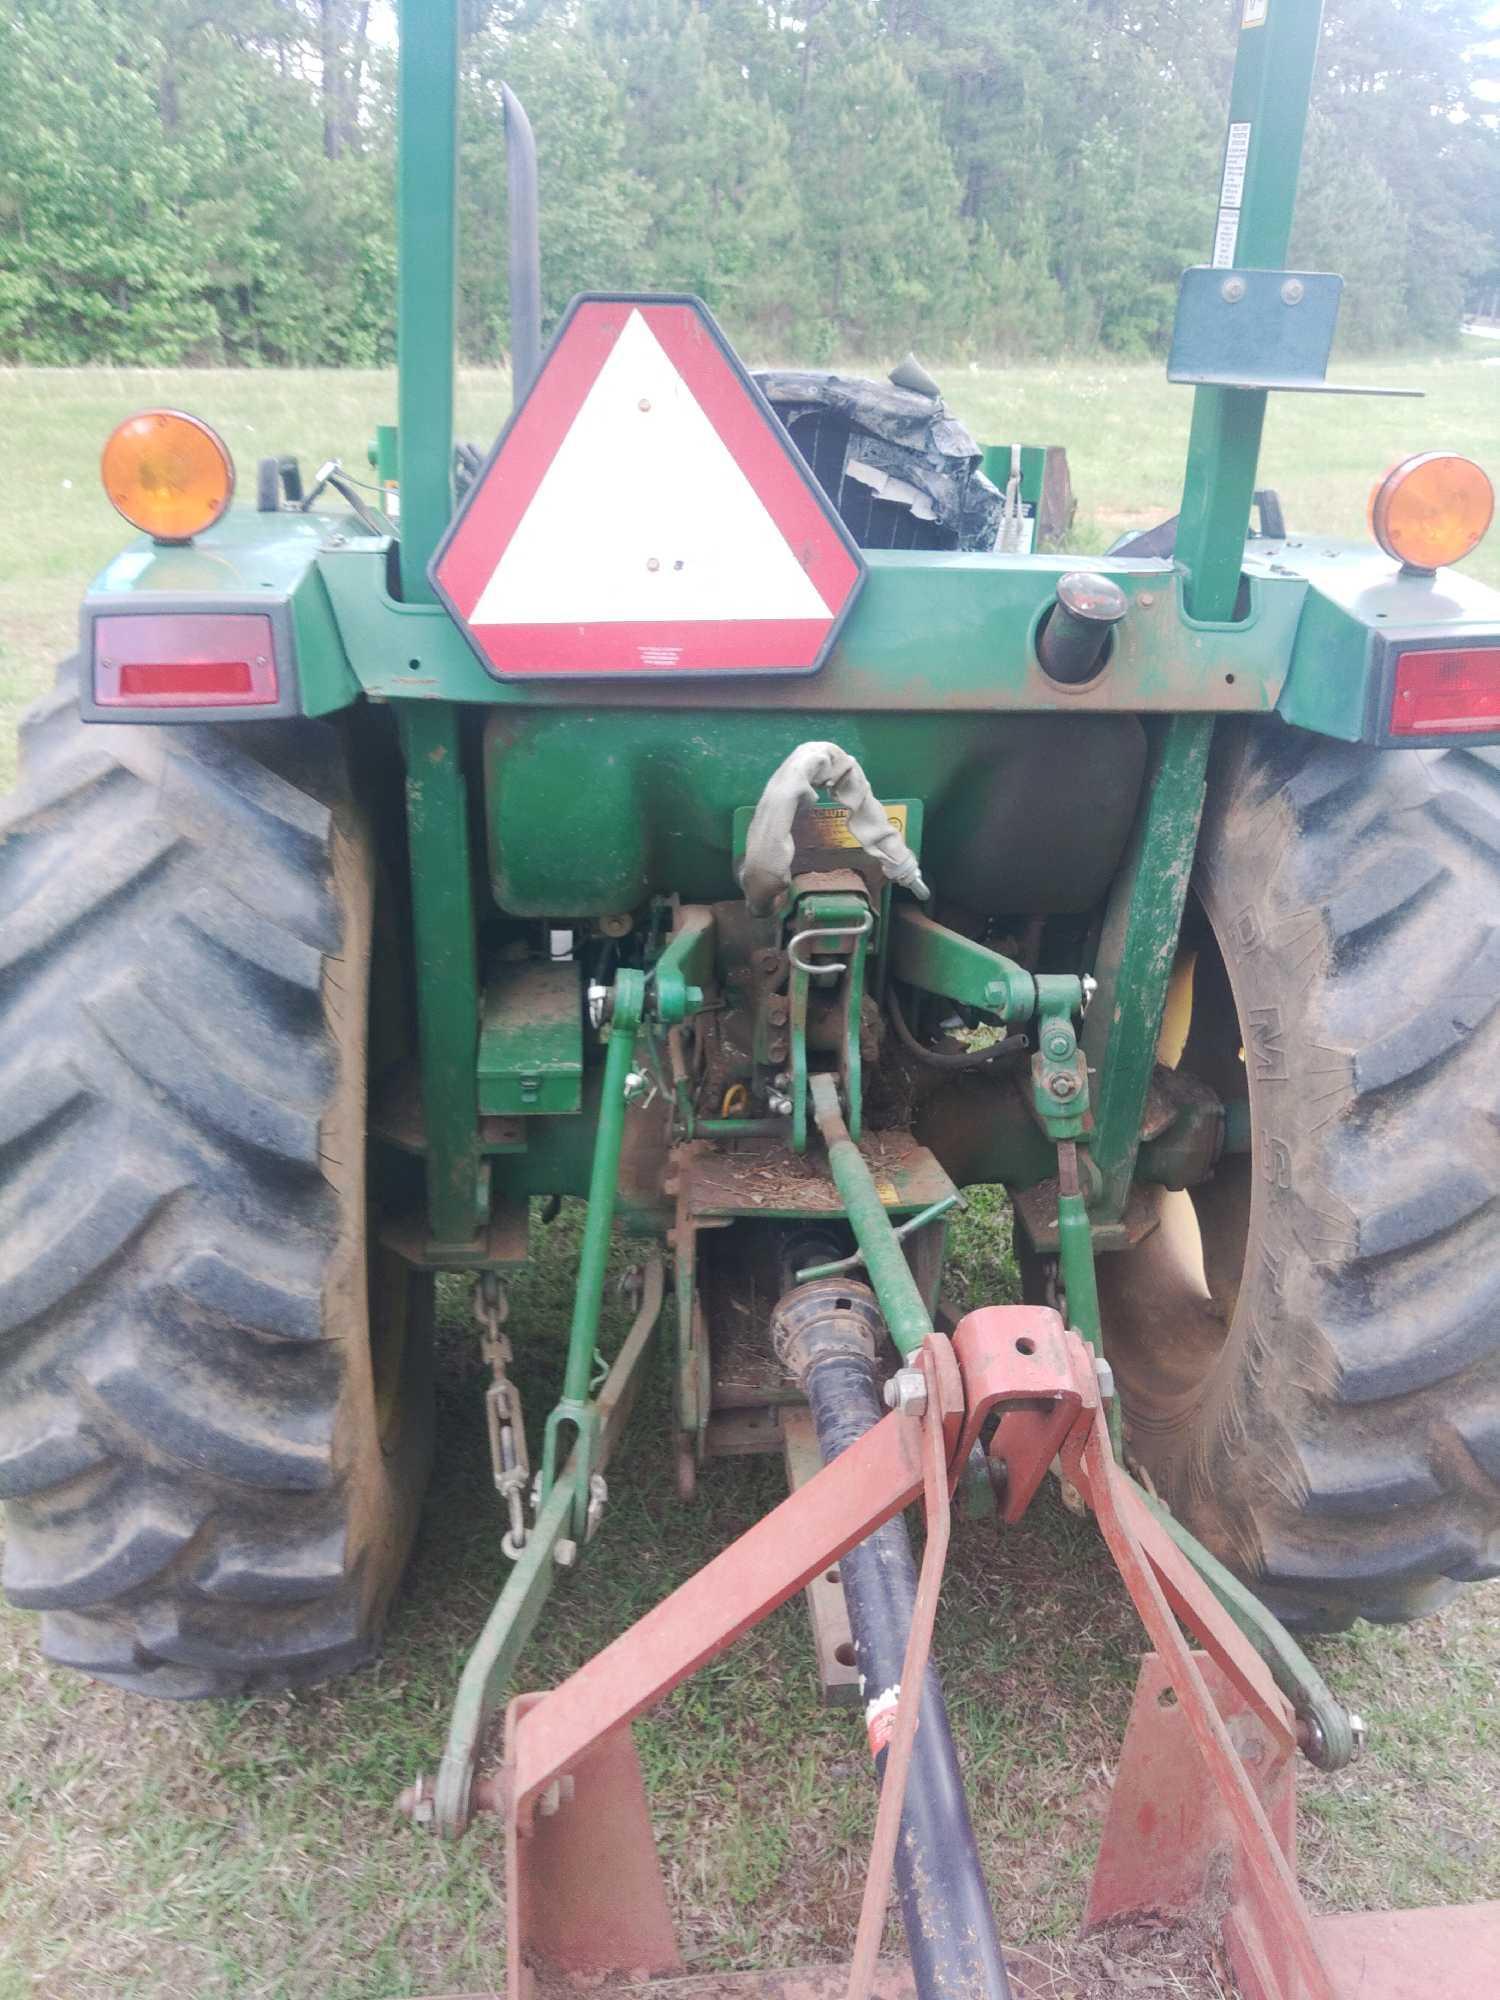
[[684, 1134, 954, 1222], [1168, 267, 1416, 396]]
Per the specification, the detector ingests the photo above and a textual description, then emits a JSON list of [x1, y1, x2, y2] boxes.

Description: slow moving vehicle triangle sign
[[431, 294, 866, 678]]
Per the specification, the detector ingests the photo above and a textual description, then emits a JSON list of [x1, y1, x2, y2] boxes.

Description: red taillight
[[118, 660, 256, 699], [1389, 646, 1500, 736], [93, 614, 278, 708]]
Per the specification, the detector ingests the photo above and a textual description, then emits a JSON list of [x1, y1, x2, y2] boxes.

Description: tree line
[[1, 0, 1496, 368]]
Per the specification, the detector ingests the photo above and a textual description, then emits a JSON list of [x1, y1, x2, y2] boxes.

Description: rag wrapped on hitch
[[739, 741, 931, 916]]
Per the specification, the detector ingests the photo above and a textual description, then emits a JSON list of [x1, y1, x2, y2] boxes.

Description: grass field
[[1, 351, 1499, 1999]]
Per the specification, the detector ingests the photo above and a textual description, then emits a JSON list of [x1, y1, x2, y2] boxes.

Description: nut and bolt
[[1080, 974, 1098, 1011], [1046, 1070, 1081, 1100], [1094, 1354, 1116, 1400], [537, 1775, 576, 1817], [767, 1090, 794, 1118], [395, 1774, 436, 1826], [882, 1367, 928, 1417], [623, 1069, 652, 1104], [586, 982, 608, 1030], [1043, 1029, 1074, 1060], [1298, 1714, 1327, 1765], [1348, 1712, 1367, 1760], [554, 1538, 578, 1569]]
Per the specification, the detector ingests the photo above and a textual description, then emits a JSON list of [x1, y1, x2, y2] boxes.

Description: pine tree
[[793, 0, 979, 354]]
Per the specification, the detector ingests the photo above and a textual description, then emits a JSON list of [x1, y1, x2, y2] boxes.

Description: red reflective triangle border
[[430, 296, 864, 678]]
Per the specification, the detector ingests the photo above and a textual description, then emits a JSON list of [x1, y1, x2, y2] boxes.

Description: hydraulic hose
[[887, 983, 1028, 1073], [780, 1285, 1012, 2000]]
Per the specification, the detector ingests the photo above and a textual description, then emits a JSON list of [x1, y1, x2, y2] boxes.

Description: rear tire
[[0, 667, 432, 1695], [1100, 719, 1500, 1628]]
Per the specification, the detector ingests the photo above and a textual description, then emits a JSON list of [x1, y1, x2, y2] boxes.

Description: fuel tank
[[483, 708, 1145, 918]]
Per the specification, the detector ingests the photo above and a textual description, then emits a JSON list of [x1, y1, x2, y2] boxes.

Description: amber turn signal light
[[100, 410, 234, 543], [1369, 452, 1493, 573]]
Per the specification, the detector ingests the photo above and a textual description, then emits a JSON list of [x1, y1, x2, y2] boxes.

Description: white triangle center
[[470, 310, 831, 628]]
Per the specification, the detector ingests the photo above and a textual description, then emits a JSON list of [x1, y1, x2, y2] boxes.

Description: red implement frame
[[474, 1307, 1498, 2000]]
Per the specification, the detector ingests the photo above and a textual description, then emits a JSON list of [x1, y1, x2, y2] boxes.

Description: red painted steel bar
[[845, 1342, 955, 2000], [1065, 1416, 1336, 2000], [509, 1374, 961, 1820]]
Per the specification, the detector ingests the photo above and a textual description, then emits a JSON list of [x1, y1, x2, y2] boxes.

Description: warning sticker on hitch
[[795, 801, 909, 850]]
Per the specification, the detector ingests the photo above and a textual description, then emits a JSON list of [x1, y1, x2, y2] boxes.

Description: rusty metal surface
[[781, 1410, 861, 1707], [483, 1309, 1500, 2000], [419, 1969, 919, 2000], [683, 1134, 954, 1220], [1065, 1412, 1333, 2000], [1312, 1903, 1500, 2000], [378, 1196, 530, 1271], [949, 1306, 1086, 1523], [504, 1696, 681, 2000], [1085, 1651, 1296, 1930]]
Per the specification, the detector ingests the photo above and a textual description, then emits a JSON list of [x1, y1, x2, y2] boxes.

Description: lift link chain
[[476, 1273, 531, 1559]]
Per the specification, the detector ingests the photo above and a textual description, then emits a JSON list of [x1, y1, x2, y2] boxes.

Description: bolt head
[[1221, 276, 1247, 303], [1046, 1070, 1081, 1100], [1348, 1712, 1368, 1759], [396, 1775, 435, 1826], [554, 1538, 578, 1569], [1044, 1031, 1073, 1059], [1281, 277, 1305, 305], [883, 1366, 928, 1417]]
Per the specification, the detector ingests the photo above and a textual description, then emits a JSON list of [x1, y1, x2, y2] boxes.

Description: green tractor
[[4, 1, 1500, 1993]]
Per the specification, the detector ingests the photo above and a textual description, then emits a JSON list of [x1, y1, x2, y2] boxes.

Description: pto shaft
[[775, 1280, 1013, 2000]]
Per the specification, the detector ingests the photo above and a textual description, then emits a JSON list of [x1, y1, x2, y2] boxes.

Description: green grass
[[3, 339, 1498, 783], [2, 355, 1499, 1997]]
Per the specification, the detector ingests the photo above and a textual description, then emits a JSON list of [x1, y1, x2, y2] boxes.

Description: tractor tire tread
[[0, 663, 428, 1696], [1117, 721, 1500, 1627]]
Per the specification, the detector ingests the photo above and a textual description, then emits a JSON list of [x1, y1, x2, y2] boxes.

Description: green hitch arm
[[540, 969, 646, 1521], [428, 1256, 666, 1840], [809, 1071, 932, 1358], [649, 906, 713, 1026], [1132, 1476, 1359, 1771], [1031, 982, 1123, 1455], [793, 1193, 962, 1283], [1055, 1147, 1121, 1456], [888, 906, 1036, 1022]]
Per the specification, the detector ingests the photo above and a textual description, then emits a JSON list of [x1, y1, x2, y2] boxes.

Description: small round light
[[1369, 452, 1493, 573], [100, 410, 234, 542]]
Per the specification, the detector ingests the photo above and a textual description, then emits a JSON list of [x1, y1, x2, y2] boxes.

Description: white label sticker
[[1220, 122, 1252, 210], [1243, 0, 1268, 25], [1212, 209, 1241, 269]]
